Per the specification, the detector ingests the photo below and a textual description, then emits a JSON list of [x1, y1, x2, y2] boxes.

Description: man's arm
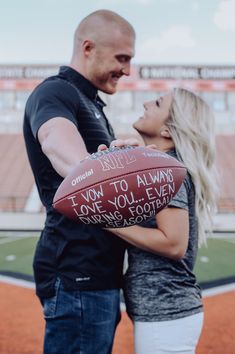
[[38, 117, 89, 178]]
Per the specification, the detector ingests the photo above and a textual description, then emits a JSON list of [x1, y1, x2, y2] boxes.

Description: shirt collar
[[59, 66, 106, 107]]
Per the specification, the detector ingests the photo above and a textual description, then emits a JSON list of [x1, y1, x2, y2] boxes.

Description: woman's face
[[133, 92, 172, 138]]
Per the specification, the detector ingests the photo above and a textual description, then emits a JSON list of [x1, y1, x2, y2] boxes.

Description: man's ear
[[160, 126, 171, 138], [82, 39, 95, 56]]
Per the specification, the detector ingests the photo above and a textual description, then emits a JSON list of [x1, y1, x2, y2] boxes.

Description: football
[[53, 146, 187, 227]]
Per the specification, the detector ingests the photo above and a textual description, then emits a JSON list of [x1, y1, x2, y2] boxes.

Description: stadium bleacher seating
[[0, 134, 34, 211], [0, 133, 234, 213]]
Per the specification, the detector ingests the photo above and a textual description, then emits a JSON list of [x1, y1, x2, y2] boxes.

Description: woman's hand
[[98, 143, 109, 151], [98, 138, 140, 152], [110, 138, 140, 148], [98, 138, 157, 152]]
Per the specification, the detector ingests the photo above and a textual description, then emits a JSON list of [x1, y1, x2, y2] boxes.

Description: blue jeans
[[42, 278, 121, 354]]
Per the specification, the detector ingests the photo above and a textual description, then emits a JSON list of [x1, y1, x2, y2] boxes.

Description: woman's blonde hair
[[167, 88, 218, 245]]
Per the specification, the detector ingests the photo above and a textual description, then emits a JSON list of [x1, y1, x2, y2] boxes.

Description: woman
[[107, 88, 218, 354]]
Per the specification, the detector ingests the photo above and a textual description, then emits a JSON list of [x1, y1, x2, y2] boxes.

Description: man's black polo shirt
[[23, 66, 126, 299]]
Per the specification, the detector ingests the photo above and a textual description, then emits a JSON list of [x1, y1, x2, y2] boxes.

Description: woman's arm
[[107, 207, 189, 260]]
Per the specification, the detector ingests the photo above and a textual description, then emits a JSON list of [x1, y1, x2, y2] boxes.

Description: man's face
[[87, 31, 135, 94]]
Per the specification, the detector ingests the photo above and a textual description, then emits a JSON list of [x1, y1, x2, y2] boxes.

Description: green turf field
[[194, 235, 235, 283], [0, 234, 38, 275], [0, 233, 235, 283]]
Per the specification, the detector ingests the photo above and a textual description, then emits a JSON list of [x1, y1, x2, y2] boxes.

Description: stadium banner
[[0, 64, 235, 92]]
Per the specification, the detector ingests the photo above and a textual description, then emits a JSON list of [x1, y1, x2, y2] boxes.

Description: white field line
[[0, 231, 40, 237], [0, 275, 235, 304], [202, 283, 235, 297], [209, 234, 235, 240], [0, 275, 35, 289], [0, 235, 34, 245]]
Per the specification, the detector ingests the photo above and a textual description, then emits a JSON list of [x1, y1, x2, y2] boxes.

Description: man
[[23, 10, 135, 354]]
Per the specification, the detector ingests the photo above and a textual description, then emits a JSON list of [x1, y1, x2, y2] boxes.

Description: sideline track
[[1, 276, 234, 354], [1, 274, 235, 300]]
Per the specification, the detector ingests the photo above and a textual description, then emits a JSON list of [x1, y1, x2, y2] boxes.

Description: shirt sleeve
[[26, 79, 79, 139], [168, 178, 189, 211]]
